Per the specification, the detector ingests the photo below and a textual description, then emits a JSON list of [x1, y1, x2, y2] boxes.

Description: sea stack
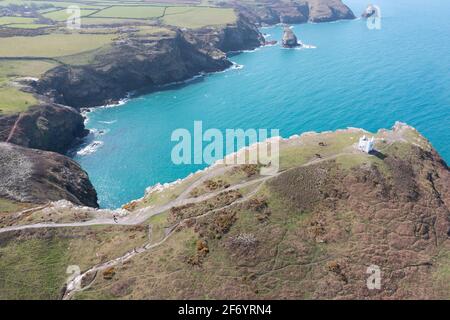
[[362, 4, 377, 18], [282, 26, 301, 48]]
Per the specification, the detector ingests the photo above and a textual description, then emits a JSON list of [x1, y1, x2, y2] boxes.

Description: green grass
[[0, 33, 116, 58], [334, 153, 383, 170], [0, 16, 37, 25], [0, 1, 106, 9], [3, 23, 52, 29], [279, 132, 363, 169], [0, 59, 58, 114], [0, 59, 57, 79], [42, 8, 98, 21], [81, 17, 147, 25], [0, 198, 26, 213], [0, 87, 38, 114], [92, 5, 165, 19], [163, 6, 236, 28], [0, 238, 70, 300]]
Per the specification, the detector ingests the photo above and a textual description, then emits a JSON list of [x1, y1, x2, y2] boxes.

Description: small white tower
[[358, 135, 375, 153]]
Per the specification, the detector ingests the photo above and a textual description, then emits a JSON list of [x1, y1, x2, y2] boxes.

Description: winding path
[[0, 152, 356, 235], [62, 180, 266, 299]]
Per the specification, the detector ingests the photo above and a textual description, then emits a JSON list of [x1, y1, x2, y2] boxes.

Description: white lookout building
[[358, 135, 375, 153]]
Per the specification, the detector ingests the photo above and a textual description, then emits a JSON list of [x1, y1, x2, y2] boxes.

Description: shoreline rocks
[[0, 0, 357, 208], [0, 142, 98, 207], [282, 27, 302, 48], [35, 16, 264, 110], [0, 103, 87, 154]]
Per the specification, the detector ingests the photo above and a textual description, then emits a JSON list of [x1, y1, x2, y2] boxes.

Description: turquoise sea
[[74, 0, 450, 208]]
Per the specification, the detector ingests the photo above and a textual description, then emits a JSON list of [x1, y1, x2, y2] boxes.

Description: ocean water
[[74, 0, 450, 208]]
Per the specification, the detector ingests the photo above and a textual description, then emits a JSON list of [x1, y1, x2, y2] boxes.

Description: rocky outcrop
[[194, 14, 265, 53], [0, 142, 98, 207], [282, 27, 301, 48], [229, 0, 355, 26], [307, 0, 355, 22], [362, 4, 378, 18], [37, 31, 229, 109], [36, 15, 264, 109], [0, 103, 87, 154], [0, 0, 355, 211]]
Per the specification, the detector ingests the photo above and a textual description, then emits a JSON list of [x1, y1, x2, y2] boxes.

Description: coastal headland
[[0, 0, 356, 208]]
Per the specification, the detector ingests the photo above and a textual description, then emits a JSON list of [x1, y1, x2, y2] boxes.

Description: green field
[[81, 17, 146, 25], [0, 33, 116, 58], [163, 6, 236, 28], [0, 0, 237, 114], [4, 23, 52, 29], [0, 16, 37, 25], [0, 59, 57, 114], [92, 5, 165, 19], [42, 8, 98, 21], [0, 87, 38, 113]]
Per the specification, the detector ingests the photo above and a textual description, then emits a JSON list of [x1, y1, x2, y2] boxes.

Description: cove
[[74, 0, 450, 208]]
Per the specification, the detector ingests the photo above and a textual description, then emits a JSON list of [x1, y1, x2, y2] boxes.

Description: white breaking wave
[[98, 120, 117, 124], [76, 141, 103, 156], [297, 44, 317, 50], [231, 62, 244, 70]]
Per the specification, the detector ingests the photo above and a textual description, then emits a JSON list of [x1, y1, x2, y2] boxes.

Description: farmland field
[[92, 5, 165, 19], [42, 8, 98, 21], [4, 23, 52, 28], [0, 60, 57, 114], [163, 6, 236, 28], [0, 16, 37, 25], [0, 33, 116, 58], [0, 0, 237, 113]]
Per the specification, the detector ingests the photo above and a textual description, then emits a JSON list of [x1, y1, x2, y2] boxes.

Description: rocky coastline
[[0, 142, 98, 207], [0, 0, 356, 208]]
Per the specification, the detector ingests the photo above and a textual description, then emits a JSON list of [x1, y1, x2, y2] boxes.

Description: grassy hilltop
[[0, 123, 448, 299]]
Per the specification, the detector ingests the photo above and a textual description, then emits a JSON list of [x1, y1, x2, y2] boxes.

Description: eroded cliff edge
[[230, 0, 355, 25], [0, 123, 448, 299], [0, 1, 355, 209], [35, 17, 264, 109], [0, 142, 98, 207]]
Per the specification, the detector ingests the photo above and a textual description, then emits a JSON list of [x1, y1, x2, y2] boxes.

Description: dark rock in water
[[0, 142, 98, 207], [265, 40, 278, 46], [0, 103, 87, 154], [362, 4, 378, 18], [282, 27, 301, 48]]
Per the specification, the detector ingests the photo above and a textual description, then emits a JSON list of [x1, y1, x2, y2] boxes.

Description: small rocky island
[[362, 4, 378, 18], [282, 26, 302, 48]]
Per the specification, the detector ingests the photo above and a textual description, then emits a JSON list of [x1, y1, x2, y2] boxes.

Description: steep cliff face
[[36, 30, 234, 109], [282, 27, 301, 48], [0, 0, 356, 211], [194, 14, 265, 53], [0, 142, 98, 207], [0, 104, 87, 154], [307, 0, 356, 22], [0, 124, 448, 300], [232, 0, 355, 25]]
